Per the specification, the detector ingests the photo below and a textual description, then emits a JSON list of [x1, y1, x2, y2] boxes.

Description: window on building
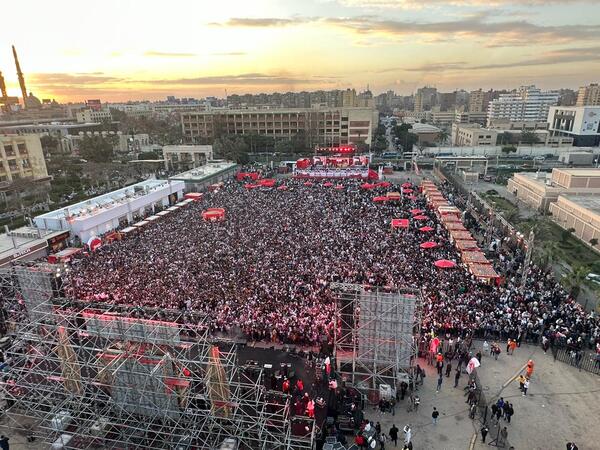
[[4, 145, 14, 156]]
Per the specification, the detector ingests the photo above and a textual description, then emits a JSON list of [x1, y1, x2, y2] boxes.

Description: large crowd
[[64, 177, 600, 351]]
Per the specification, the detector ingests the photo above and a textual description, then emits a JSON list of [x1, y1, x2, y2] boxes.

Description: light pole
[[520, 230, 535, 293]]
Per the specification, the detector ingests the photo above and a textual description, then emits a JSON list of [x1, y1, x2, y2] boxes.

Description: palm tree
[[562, 265, 589, 299], [436, 130, 449, 146]]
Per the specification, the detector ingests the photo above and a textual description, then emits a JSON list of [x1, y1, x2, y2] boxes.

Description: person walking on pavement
[[436, 375, 443, 392], [403, 425, 411, 446], [480, 425, 489, 443], [389, 425, 399, 447], [454, 368, 461, 388], [445, 360, 452, 377], [522, 378, 530, 396], [0, 435, 8, 450], [500, 427, 508, 447], [432, 407, 440, 425], [413, 395, 420, 413], [505, 402, 514, 423], [379, 433, 387, 450]]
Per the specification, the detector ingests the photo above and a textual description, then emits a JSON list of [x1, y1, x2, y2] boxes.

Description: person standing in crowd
[[566, 442, 579, 450], [0, 435, 8, 450], [445, 360, 452, 377], [480, 425, 489, 443], [517, 374, 526, 393], [400, 381, 408, 400], [504, 402, 514, 423], [454, 368, 461, 388], [500, 427, 508, 447], [389, 424, 399, 447], [432, 407, 440, 425], [379, 433, 387, 450]]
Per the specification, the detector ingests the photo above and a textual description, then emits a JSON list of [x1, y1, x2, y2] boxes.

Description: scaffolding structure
[[332, 284, 421, 396], [0, 266, 315, 450]]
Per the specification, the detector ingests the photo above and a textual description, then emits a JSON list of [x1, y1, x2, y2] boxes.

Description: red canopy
[[258, 179, 276, 187], [277, 185, 288, 191], [368, 169, 379, 180], [373, 196, 388, 203], [402, 182, 412, 188], [323, 182, 334, 187], [434, 259, 456, 269], [296, 158, 311, 169], [303, 181, 314, 186], [413, 215, 428, 220], [391, 218, 409, 229], [375, 181, 391, 188], [407, 195, 417, 200], [420, 241, 438, 249], [202, 208, 226, 222], [410, 209, 424, 215], [361, 183, 375, 189], [334, 184, 344, 190], [184, 192, 203, 201], [236, 172, 260, 181], [403, 188, 414, 194], [419, 226, 434, 232]]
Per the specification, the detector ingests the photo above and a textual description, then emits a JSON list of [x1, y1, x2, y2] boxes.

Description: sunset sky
[[2, 0, 600, 102]]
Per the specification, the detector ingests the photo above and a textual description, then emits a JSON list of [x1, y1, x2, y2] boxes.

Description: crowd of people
[[64, 176, 599, 352]]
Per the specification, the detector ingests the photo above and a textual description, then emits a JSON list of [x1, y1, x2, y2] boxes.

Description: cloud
[[29, 73, 123, 85], [141, 73, 336, 86], [209, 17, 310, 27], [211, 51, 247, 56], [338, 0, 594, 8], [144, 51, 196, 57], [324, 16, 600, 46]]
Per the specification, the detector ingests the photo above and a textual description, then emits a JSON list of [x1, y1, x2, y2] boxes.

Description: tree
[[497, 132, 513, 146], [501, 145, 517, 155], [213, 136, 249, 164], [590, 238, 598, 247], [137, 151, 159, 160], [290, 131, 308, 153], [436, 130, 449, 146], [562, 265, 589, 299], [40, 135, 60, 155], [274, 139, 293, 154], [393, 124, 418, 152], [520, 130, 540, 145], [561, 227, 576, 243], [78, 135, 116, 163]]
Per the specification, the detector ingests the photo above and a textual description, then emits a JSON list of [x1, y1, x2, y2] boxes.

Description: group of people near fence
[[62, 177, 598, 353]]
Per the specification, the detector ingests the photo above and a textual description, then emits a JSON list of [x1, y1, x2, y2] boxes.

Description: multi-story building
[[181, 106, 378, 147], [451, 124, 498, 147], [487, 86, 559, 125], [487, 119, 549, 131], [75, 108, 112, 123], [342, 89, 357, 107], [549, 195, 600, 250], [437, 92, 457, 112], [0, 134, 48, 183], [468, 89, 494, 113], [163, 145, 214, 171], [548, 106, 600, 147], [576, 83, 600, 106], [454, 110, 488, 126], [507, 168, 600, 211], [414, 87, 437, 112]]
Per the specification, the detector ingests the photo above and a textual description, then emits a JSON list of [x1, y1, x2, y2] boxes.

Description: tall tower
[[12, 45, 28, 107]]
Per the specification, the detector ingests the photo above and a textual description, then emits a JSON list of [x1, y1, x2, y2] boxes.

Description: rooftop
[[411, 123, 442, 134], [554, 168, 600, 177], [36, 179, 177, 221], [0, 227, 66, 262], [561, 195, 600, 215], [169, 161, 238, 182]]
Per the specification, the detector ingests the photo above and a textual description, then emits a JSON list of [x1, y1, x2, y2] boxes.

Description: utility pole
[[520, 230, 535, 293]]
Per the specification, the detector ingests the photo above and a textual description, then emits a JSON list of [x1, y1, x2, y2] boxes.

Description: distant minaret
[[0, 71, 7, 98], [12, 45, 28, 107]]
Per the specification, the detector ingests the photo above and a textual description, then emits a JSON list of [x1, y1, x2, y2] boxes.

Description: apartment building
[[414, 87, 437, 112], [576, 83, 600, 106], [0, 134, 48, 183], [451, 123, 498, 146], [181, 106, 378, 147], [75, 108, 112, 123], [548, 106, 600, 147], [487, 86, 559, 125], [163, 145, 213, 171]]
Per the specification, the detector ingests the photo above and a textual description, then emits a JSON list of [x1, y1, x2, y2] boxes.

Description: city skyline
[[1, 0, 600, 102]]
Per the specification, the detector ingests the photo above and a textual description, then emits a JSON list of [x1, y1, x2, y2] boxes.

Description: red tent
[[373, 196, 388, 203], [391, 218, 409, 229], [296, 158, 311, 169], [184, 192, 203, 201], [334, 184, 344, 190], [236, 172, 260, 181], [323, 182, 334, 187], [413, 215, 428, 220], [403, 188, 414, 194], [258, 179, 276, 187], [277, 185, 288, 191], [244, 183, 260, 189], [419, 226, 434, 232], [368, 169, 379, 180], [375, 181, 391, 188], [410, 209, 424, 215], [202, 208, 225, 222], [420, 241, 438, 249], [361, 183, 375, 189], [303, 181, 314, 186], [402, 182, 412, 188], [434, 259, 456, 269], [407, 195, 417, 200]]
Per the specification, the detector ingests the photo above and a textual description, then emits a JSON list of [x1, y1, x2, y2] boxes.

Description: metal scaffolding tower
[[0, 266, 315, 450], [332, 284, 421, 396]]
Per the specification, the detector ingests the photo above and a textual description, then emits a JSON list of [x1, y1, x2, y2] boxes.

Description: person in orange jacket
[[526, 360, 534, 378]]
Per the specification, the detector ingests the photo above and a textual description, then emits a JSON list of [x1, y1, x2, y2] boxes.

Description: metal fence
[[472, 371, 513, 448], [550, 345, 600, 375]]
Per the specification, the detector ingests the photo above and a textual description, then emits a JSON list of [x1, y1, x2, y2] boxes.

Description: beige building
[[508, 168, 600, 211], [550, 195, 600, 251], [452, 123, 498, 146], [576, 83, 600, 106], [75, 108, 112, 123], [181, 106, 378, 147], [163, 144, 213, 171], [468, 89, 489, 113], [0, 134, 49, 183]]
